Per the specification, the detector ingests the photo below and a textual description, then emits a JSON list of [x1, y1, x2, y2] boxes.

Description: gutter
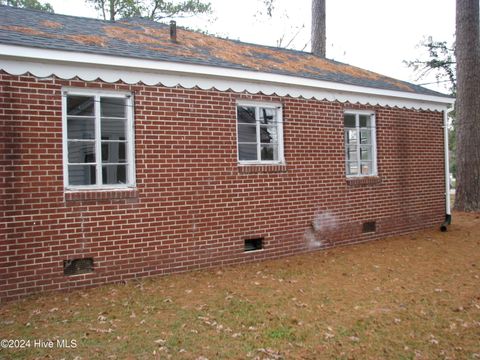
[[440, 106, 454, 231]]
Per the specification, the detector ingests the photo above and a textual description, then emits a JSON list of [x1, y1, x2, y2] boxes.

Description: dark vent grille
[[244, 238, 263, 252], [63, 258, 94, 276], [362, 221, 376, 233]]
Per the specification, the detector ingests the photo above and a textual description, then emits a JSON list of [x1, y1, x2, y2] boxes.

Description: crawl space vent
[[244, 238, 263, 252], [362, 221, 376, 233], [63, 258, 94, 276]]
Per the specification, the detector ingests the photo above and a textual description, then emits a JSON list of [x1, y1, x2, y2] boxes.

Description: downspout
[[440, 106, 454, 231]]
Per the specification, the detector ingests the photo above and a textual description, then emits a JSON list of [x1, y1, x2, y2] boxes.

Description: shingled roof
[[0, 5, 448, 98]]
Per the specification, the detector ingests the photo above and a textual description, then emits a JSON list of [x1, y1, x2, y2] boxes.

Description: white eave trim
[[0, 44, 454, 111]]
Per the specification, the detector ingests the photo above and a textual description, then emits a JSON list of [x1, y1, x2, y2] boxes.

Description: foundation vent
[[244, 238, 263, 252], [63, 258, 94, 276], [362, 221, 376, 233]]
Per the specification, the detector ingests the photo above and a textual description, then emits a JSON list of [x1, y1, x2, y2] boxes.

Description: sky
[[42, 0, 456, 93]]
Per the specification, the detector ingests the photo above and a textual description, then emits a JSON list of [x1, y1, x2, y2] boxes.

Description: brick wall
[[0, 72, 446, 301]]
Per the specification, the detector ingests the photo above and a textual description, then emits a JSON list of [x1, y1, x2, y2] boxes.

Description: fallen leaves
[[1, 212, 479, 359], [428, 334, 439, 345], [254, 348, 283, 360], [324, 332, 335, 340], [88, 327, 114, 334]]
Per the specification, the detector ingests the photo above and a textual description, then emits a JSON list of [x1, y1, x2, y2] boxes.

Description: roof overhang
[[0, 44, 455, 111]]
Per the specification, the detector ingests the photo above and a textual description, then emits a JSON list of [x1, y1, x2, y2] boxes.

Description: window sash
[[344, 112, 376, 177], [237, 103, 283, 164], [63, 90, 135, 189]]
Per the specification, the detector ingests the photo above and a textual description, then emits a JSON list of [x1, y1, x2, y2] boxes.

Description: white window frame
[[344, 110, 377, 177], [62, 88, 136, 190], [236, 101, 284, 165]]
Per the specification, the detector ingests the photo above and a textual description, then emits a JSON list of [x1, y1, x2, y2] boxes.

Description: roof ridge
[[0, 4, 376, 68], [0, 4, 452, 98], [1, 4, 318, 58]]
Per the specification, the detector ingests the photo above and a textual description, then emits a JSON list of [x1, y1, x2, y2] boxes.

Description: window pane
[[68, 141, 95, 163], [360, 146, 372, 160], [261, 144, 278, 161], [361, 162, 372, 175], [101, 119, 126, 139], [346, 146, 357, 161], [68, 165, 96, 185], [102, 165, 127, 184], [347, 162, 358, 175], [238, 124, 257, 142], [67, 117, 95, 139], [238, 144, 257, 160], [260, 125, 277, 143], [67, 96, 94, 116], [102, 141, 127, 163], [360, 130, 371, 144], [101, 97, 126, 118], [237, 106, 256, 124], [359, 115, 371, 128], [345, 130, 357, 145], [344, 114, 356, 128], [345, 113, 375, 177], [259, 108, 276, 125]]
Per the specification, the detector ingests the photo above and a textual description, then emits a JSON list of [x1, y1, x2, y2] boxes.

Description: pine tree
[[86, 0, 211, 22], [0, 0, 54, 12], [311, 0, 326, 57], [454, 0, 480, 211]]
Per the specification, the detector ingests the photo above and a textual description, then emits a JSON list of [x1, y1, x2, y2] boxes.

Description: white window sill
[[64, 187, 138, 201], [346, 176, 382, 186], [238, 161, 285, 165], [238, 164, 287, 174]]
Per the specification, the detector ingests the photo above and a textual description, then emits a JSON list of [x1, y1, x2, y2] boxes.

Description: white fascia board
[[0, 44, 454, 111]]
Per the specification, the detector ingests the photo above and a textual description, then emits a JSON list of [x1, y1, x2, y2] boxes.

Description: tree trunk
[[109, 0, 115, 21], [454, 0, 480, 211], [311, 0, 326, 57]]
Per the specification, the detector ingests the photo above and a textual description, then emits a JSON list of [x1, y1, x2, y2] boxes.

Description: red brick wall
[[0, 72, 446, 301]]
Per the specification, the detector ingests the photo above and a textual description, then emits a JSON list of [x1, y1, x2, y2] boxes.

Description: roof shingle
[[0, 5, 449, 97]]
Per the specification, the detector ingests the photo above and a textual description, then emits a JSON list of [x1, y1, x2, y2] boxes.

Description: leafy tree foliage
[[0, 0, 54, 12], [256, 0, 308, 50], [86, 0, 211, 21], [406, 37, 457, 177], [410, 3, 480, 211], [260, 0, 275, 17], [405, 37, 456, 95]]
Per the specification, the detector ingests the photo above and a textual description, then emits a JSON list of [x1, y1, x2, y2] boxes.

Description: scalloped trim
[[1, 57, 451, 112]]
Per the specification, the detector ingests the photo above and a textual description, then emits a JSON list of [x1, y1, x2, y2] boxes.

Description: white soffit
[[0, 44, 454, 111]]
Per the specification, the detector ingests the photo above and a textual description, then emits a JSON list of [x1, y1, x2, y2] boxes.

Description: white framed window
[[236, 101, 284, 164], [62, 88, 135, 189], [344, 111, 377, 177]]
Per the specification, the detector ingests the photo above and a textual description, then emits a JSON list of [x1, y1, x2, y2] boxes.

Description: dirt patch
[[1, 211, 479, 359]]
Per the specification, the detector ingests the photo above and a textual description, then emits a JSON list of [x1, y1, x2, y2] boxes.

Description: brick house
[[0, 6, 454, 301]]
